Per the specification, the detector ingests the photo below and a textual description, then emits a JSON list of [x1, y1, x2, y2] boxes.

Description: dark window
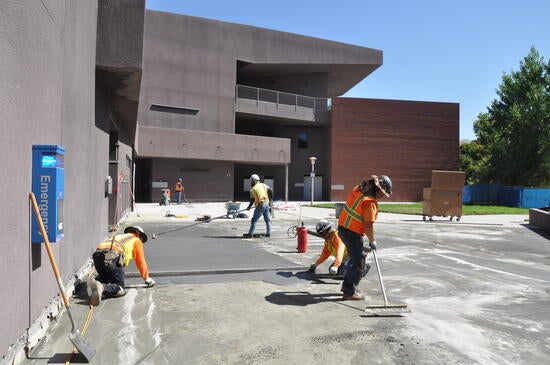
[[298, 133, 308, 149], [149, 104, 199, 115], [109, 131, 119, 161]]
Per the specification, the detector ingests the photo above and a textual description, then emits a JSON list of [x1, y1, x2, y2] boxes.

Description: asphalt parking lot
[[20, 203, 550, 364]]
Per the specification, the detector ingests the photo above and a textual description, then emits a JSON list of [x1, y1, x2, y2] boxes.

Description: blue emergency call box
[[32, 145, 65, 244]]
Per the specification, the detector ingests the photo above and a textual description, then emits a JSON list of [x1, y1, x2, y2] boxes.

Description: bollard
[[297, 225, 308, 253]]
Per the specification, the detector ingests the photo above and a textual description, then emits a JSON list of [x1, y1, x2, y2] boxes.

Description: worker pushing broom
[[337, 175, 408, 312]]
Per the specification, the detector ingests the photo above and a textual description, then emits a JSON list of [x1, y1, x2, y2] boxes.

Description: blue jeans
[[248, 202, 272, 235], [338, 226, 364, 295], [92, 251, 125, 298], [175, 191, 182, 204]]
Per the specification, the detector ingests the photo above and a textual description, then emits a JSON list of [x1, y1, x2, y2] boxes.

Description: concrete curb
[[125, 266, 308, 278]]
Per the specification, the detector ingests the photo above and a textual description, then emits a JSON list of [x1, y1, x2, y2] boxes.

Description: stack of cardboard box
[[423, 170, 465, 221]]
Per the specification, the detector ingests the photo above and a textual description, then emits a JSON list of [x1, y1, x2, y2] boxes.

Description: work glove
[[144, 277, 155, 287], [307, 264, 317, 273], [329, 265, 338, 275], [361, 236, 371, 252], [246, 204, 252, 211], [369, 241, 377, 251]]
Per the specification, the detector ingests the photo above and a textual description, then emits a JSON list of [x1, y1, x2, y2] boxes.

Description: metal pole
[[309, 157, 317, 206], [310, 166, 314, 205]]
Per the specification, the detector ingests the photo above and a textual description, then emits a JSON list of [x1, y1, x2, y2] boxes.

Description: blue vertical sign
[[32, 145, 65, 244]]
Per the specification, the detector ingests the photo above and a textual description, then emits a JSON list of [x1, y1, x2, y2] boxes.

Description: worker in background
[[337, 175, 392, 300], [243, 174, 272, 238], [260, 177, 274, 218], [174, 178, 183, 204], [87, 226, 155, 306], [307, 219, 349, 276]]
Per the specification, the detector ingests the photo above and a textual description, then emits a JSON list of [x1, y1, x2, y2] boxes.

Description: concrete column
[[285, 164, 289, 202]]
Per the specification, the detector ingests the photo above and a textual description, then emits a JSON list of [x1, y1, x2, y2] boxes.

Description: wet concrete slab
[[19, 206, 550, 364]]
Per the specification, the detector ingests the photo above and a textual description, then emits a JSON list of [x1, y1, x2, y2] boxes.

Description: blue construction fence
[[463, 184, 550, 208]]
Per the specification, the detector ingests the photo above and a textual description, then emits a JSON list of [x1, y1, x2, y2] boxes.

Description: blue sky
[[146, 0, 550, 141]]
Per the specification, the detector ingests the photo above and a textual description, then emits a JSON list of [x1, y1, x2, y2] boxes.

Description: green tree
[[472, 47, 550, 186], [459, 139, 486, 184]]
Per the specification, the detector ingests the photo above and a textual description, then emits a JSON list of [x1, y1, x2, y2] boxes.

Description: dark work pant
[[337, 226, 364, 295], [92, 251, 125, 298]]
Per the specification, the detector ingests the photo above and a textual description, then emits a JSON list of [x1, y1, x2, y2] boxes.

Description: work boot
[[87, 277, 104, 306], [243, 233, 253, 238], [341, 282, 354, 293], [113, 285, 126, 297], [342, 292, 365, 301]]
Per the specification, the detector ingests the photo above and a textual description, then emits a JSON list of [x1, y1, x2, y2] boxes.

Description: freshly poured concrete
[[21, 204, 549, 364]]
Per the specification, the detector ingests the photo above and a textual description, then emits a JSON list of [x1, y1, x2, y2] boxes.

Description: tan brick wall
[[330, 97, 459, 202]]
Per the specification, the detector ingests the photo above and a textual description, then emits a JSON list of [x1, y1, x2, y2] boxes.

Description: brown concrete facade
[[330, 98, 460, 202], [135, 11, 383, 203], [0, 0, 145, 360]]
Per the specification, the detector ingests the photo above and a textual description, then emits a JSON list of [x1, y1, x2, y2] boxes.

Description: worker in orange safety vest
[[307, 219, 349, 276], [174, 178, 183, 204], [337, 175, 392, 300], [87, 226, 155, 306]]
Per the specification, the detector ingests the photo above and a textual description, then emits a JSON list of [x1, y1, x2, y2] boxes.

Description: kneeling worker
[[308, 220, 348, 276], [87, 226, 155, 306]]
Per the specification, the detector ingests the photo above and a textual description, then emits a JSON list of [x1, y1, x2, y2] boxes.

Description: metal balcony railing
[[235, 84, 330, 112]]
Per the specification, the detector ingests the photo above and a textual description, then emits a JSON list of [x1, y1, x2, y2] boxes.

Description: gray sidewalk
[[128, 201, 530, 228]]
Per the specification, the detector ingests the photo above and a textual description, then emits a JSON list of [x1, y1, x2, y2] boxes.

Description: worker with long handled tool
[[307, 220, 349, 276], [337, 175, 392, 300], [243, 174, 272, 238], [87, 226, 155, 306]]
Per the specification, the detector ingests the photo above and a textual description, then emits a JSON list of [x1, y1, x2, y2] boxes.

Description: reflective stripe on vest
[[96, 234, 135, 255], [342, 193, 366, 228]]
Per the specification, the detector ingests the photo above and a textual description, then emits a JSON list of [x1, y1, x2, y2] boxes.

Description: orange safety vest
[[96, 233, 149, 279], [175, 181, 183, 192], [338, 185, 379, 235], [314, 229, 348, 267]]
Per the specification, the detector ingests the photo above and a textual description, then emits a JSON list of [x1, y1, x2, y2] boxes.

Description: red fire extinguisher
[[297, 223, 308, 253]]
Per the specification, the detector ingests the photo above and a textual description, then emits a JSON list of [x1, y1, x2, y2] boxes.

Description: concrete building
[[0, 1, 457, 361], [135, 10, 458, 204]]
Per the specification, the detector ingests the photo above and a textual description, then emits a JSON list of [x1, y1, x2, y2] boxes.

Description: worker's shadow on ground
[[265, 291, 342, 306], [276, 270, 342, 285]]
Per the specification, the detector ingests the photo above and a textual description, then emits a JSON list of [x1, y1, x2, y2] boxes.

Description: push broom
[[365, 248, 410, 315], [151, 209, 248, 239], [29, 193, 96, 362]]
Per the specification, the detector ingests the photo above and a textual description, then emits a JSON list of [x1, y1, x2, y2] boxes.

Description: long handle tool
[[365, 249, 410, 315], [29, 193, 96, 362], [152, 208, 248, 239]]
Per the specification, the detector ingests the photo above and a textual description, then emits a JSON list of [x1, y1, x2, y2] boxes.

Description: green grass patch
[[309, 203, 528, 215]]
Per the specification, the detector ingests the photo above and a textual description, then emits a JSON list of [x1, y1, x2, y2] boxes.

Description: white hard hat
[[315, 219, 333, 236], [250, 174, 260, 181], [124, 225, 148, 243]]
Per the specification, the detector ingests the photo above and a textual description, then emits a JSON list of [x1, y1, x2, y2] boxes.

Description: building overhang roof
[[238, 63, 380, 97]]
